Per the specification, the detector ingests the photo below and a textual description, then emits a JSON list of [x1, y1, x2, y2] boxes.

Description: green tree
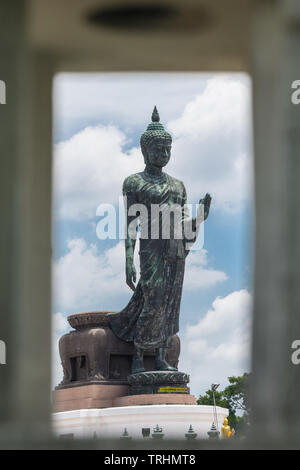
[[197, 373, 251, 438]]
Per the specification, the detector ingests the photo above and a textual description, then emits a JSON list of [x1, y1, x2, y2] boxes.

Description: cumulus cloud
[[53, 125, 142, 220], [53, 75, 253, 221], [52, 240, 227, 315], [53, 72, 213, 140], [52, 239, 128, 313], [185, 250, 228, 290], [52, 311, 68, 333], [167, 77, 253, 212], [51, 312, 69, 389], [179, 289, 252, 396]]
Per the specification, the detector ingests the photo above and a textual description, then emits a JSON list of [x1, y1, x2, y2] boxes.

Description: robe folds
[[109, 171, 195, 350]]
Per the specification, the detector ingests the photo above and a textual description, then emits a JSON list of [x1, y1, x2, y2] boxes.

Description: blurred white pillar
[[251, 0, 300, 444], [0, 0, 53, 443]]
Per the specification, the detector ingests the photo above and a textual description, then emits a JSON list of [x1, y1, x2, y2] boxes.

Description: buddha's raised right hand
[[126, 260, 136, 291], [199, 193, 212, 220]]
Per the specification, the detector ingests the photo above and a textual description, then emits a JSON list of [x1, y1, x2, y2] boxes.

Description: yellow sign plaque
[[157, 386, 189, 394]]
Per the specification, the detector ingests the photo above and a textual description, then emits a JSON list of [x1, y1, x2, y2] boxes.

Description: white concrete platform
[[53, 404, 228, 440]]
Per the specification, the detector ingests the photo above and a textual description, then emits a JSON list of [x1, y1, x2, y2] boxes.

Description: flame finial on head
[[152, 106, 160, 122]]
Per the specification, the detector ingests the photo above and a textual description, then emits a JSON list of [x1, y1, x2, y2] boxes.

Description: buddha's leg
[[131, 346, 145, 374], [135, 285, 164, 347], [155, 337, 177, 371], [133, 282, 169, 373]]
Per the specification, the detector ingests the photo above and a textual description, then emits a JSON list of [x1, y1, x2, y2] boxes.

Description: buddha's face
[[146, 137, 172, 168]]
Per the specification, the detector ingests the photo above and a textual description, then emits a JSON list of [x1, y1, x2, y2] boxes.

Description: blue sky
[[52, 73, 254, 395]]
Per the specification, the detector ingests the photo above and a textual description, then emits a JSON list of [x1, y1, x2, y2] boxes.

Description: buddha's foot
[[88, 372, 105, 381], [155, 358, 177, 371], [155, 347, 177, 371], [131, 356, 146, 374]]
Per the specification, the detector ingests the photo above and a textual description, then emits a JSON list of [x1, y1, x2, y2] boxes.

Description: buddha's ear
[[141, 146, 148, 164]]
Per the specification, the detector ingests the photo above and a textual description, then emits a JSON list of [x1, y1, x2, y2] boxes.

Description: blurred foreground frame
[[0, 0, 300, 450]]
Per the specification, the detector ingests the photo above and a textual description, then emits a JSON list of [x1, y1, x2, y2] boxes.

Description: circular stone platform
[[53, 405, 229, 440], [128, 370, 190, 395]]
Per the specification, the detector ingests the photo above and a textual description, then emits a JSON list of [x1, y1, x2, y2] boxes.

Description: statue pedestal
[[53, 311, 196, 413], [127, 371, 190, 395], [113, 393, 196, 407], [55, 311, 180, 389], [53, 386, 197, 413], [52, 312, 224, 440]]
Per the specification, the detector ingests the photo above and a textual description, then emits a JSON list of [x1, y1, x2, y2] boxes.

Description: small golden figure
[[221, 417, 232, 439]]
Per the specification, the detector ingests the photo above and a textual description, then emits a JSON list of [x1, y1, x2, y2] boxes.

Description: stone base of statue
[[55, 310, 180, 388], [53, 311, 198, 412], [54, 386, 196, 412], [52, 311, 220, 439]]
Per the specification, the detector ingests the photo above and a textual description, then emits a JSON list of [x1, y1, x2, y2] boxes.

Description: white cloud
[[52, 239, 128, 313], [51, 312, 69, 389], [185, 250, 228, 289], [179, 289, 252, 396], [52, 240, 227, 315], [52, 334, 62, 389], [167, 77, 253, 212], [53, 72, 211, 136], [53, 125, 143, 220], [52, 311, 68, 333], [53, 75, 253, 221]]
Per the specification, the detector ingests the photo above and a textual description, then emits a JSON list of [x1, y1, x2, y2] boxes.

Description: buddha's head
[[140, 106, 172, 168], [223, 418, 228, 426]]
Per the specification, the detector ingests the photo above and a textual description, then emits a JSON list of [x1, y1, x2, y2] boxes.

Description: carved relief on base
[[56, 311, 180, 389]]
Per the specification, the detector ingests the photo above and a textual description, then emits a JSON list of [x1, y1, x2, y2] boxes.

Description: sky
[[52, 72, 254, 396]]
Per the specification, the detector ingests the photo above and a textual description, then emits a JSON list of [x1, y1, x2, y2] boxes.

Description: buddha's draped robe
[[108, 171, 197, 350]]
